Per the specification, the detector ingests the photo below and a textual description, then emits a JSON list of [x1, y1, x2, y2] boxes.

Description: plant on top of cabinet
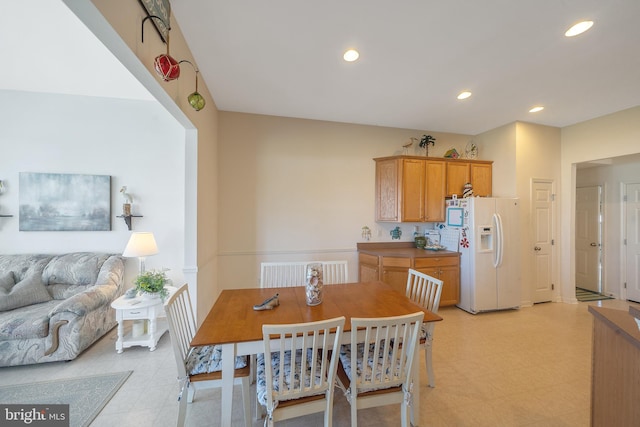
[[419, 134, 436, 156]]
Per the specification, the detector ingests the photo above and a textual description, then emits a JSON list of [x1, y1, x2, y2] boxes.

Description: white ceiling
[[2, 0, 639, 137], [0, 0, 153, 101], [172, 0, 640, 135]]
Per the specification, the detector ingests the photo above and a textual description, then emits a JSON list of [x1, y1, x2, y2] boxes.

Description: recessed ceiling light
[[457, 91, 472, 100], [529, 106, 544, 113], [565, 20, 594, 37], [343, 49, 359, 62]]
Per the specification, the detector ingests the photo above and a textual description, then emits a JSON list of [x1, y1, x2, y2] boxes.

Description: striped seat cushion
[[186, 345, 247, 375]]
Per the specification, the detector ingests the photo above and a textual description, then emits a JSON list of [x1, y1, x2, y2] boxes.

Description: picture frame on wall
[[138, 0, 171, 43], [19, 172, 111, 231]]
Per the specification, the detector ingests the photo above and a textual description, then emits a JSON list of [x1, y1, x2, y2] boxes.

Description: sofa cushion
[[43, 253, 110, 300], [0, 272, 14, 289], [0, 255, 53, 282], [0, 300, 57, 340], [0, 272, 52, 312]]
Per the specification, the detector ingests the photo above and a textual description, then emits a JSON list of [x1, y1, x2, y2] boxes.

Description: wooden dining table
[[191, 281, 442, 427]]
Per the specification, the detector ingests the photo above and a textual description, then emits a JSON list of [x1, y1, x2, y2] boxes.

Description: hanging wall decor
[[179, 60, 206, 111], [19, 172, 111, 231], [138, 0, 171, 43]]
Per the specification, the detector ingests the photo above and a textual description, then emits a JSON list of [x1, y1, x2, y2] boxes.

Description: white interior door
[[575, 186, 602, 292], [626, 183, 640, 303], [532, 180, 554, 303]]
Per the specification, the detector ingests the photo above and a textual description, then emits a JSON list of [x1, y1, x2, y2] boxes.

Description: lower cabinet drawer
[[382, 257, 411, 268], [121, 308, 149, 319], [414, 256, 459, 268]]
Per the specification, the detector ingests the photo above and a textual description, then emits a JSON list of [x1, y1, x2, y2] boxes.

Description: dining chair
[[257, 316, 346, 427], [260, 262, 308, 288], [321, 260, 349, 284], [405, 269, 443, 387], [336, 311, 424, 427], [164, 284, 252, 427]]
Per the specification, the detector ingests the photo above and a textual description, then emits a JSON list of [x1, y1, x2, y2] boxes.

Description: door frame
[[622, 182, 640, 302]]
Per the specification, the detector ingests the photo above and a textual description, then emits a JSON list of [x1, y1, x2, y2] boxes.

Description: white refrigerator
[[445, 197, 521, 314]]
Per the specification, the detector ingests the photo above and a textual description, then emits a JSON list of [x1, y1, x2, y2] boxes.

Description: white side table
[[111, 286, 176, 353]]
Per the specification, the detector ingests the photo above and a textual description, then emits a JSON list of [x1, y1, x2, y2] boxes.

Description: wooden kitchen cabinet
[[470, 162, 492, 197], [375, 156, 446, 222], [357, 243, 460, 306], [375, 156, 491, 222], [589, 306, 640, 426], [414, 256, 460, 306], [358, 253, 380, 283], [446, 159, 493, 198], [381, 256, 412, 295]]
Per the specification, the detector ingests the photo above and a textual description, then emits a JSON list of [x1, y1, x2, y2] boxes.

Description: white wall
[[560, 106, 640, 301], [0, 90, 186, 289]]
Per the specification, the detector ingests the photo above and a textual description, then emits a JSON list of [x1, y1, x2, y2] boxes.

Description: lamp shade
[[122, 232, 159, 258]]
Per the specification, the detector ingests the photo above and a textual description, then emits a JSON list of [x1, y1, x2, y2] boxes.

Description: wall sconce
[[142, 15, 180, 81], [178, 60, 206, 111]]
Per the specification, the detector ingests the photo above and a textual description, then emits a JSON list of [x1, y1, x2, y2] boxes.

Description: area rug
[[0, 371, 131, 427], [576, 287, 614, 302]]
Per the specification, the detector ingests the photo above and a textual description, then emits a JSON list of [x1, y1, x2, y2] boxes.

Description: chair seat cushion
[[186, 345, 247, 375], [256, 349, 324, 406], [339, 342, 401, 389]]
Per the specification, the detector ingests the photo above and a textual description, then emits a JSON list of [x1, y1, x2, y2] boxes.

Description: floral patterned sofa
[[0, 252, 124, 366]]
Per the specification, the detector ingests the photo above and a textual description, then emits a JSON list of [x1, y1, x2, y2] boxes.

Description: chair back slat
[[350, 312, 423, 393], [260, 260, 349, 287], [406, 269, 443, 313], [164, 284, 196, 378], [262, 316, 345, 406], [321, 260, 348, 284]]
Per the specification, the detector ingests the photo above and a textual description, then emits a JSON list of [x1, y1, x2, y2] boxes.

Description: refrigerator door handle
[[493, 213, 503, 267]]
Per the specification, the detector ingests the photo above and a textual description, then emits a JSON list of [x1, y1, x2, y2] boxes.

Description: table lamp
[[122, 232, 159, 273]]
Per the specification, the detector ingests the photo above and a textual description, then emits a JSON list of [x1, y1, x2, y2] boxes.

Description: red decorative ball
[[154, 54, 180, 81]]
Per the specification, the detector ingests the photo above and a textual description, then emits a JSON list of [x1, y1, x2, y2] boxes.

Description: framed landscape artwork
[[19, 172, 111, 231], [139, 0, 171, 43]]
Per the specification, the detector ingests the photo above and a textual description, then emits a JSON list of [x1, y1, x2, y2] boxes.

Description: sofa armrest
[[50, 283, 118, 317], [49, 255, 125, 317]]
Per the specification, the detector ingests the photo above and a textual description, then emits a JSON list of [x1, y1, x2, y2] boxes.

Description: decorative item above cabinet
[[374, 155, 492, 223]]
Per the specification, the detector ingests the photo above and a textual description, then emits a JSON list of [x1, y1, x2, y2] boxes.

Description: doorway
[[625, 183, 640, 302], [575, 186, 602, 293]]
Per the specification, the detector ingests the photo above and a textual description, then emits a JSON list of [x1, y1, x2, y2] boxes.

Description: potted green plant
[[134, 269, 171, 300]]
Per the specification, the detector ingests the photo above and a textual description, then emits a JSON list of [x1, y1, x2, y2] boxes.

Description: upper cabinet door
[[375, 158, 400, 221], [401, 159, 426, 222], [446, 161, 470, 197], [471, 162, 492, 197], [425, 160, 446, 221]]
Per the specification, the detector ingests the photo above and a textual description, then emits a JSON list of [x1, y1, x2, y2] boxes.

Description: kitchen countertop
[[357, 242, 459, 258]]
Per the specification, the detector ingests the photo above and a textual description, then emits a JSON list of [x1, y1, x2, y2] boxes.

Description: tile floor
[[1, 298, 638, 426]]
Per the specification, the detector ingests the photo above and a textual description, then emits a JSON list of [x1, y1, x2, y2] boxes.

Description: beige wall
[[515, 122, 562, 304], [82, 0, 221, 321], [475, 122, 562, 306], [560, 106, 640, 302], [218, 112, 472, 288]]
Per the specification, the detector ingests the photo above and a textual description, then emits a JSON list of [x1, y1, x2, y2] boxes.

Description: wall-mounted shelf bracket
[[116, 215, 143, 230]]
